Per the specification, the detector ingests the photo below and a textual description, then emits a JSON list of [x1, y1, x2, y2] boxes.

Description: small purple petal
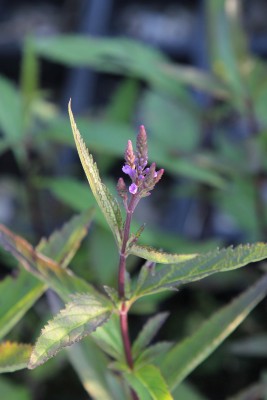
[[129, 183, 138, 194], [122, 165, 132, 175], [154, 171, 158, 178], [122, 165, 136, 180]]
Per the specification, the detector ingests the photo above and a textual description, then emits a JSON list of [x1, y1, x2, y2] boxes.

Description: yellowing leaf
[[0, 342, 32, 372], [129, 244, 197, 264], [68, 101, 122, 245]]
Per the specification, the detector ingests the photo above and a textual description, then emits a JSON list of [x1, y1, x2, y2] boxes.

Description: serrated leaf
[[0, 211, 94, 341], [68, 101, 122, 245], [36, 208, 94, 268], [132, 313, 169, 358], [124, 364, 173, 400], [29, 293, 112, 369], [135, 243, 267, 298], [130, 244, 197, 264], [161, 273, 267, 390], [0, 342, 32, 372], [103, 286, 119, 306], [0, 222, 115, 399], [0, 223, 99, 302]]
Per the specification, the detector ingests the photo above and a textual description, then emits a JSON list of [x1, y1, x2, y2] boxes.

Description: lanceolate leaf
[[135, 243, 267, 298], [68, 101, 123, 245], [28, 293, 112, 369], [124, 364, 173, 400], [67, 339, 115, 400], [132, 313, 169, 358], [0, 342, 32, 373], [129, 244, 197, 264], [0, 210, 94, 341], [161, 273, 267, 391], [135, 342, 173, 367], [0, 223, 100, 301], [0, 222, 115, 399], [36, 208, 94, 268]]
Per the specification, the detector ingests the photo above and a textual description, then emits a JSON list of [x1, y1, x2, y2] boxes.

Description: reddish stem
[[118, 194, 139, 400], [120, 302, 133, 368]]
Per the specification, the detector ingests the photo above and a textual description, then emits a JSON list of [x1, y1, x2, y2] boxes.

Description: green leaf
[[68, 101, 123, 245], [161, 273, 267, 390], [206, 0, 245, 104], [0, 342, 32, 372], [172, 382, 207, 400], [28, 293, 112, 369], [33, 35, 226, 100], [132, 313, 169, 358], [135, 342, 173, 367], [0, 210, 94, 339], [0, 75, 23, 143], [124, 364, 173, 400], [0, 223, 99, 302], [0, 270, 44, 340], [130, 244, 197, 264], [106, 78, 140, 122], [67, 339, 115, 400], [135, 243, 267, 298], [36, 208, 94, 268], [0, 222, 116, 399], [39, 176, 96, 211], [160, 63, 228, 98], [20, 36, 40, 121], [141, 90, 200, 153], [92, 314, 124, 361]]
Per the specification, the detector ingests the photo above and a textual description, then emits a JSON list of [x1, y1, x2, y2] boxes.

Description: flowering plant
[[0, 102, 267, 399]]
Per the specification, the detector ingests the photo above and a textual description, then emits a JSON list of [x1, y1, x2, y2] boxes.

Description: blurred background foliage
[[1, 0, 267, 399]]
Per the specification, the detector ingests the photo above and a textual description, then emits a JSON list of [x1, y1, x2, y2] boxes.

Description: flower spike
[[119, 125, 164, 209]]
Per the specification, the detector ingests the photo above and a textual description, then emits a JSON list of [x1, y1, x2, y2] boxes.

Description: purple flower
[[129, 183, 138, 194], [122, 165, 136, 180]]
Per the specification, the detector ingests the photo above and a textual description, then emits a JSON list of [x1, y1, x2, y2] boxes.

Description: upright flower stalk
[[116, 126, 164, 397]]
